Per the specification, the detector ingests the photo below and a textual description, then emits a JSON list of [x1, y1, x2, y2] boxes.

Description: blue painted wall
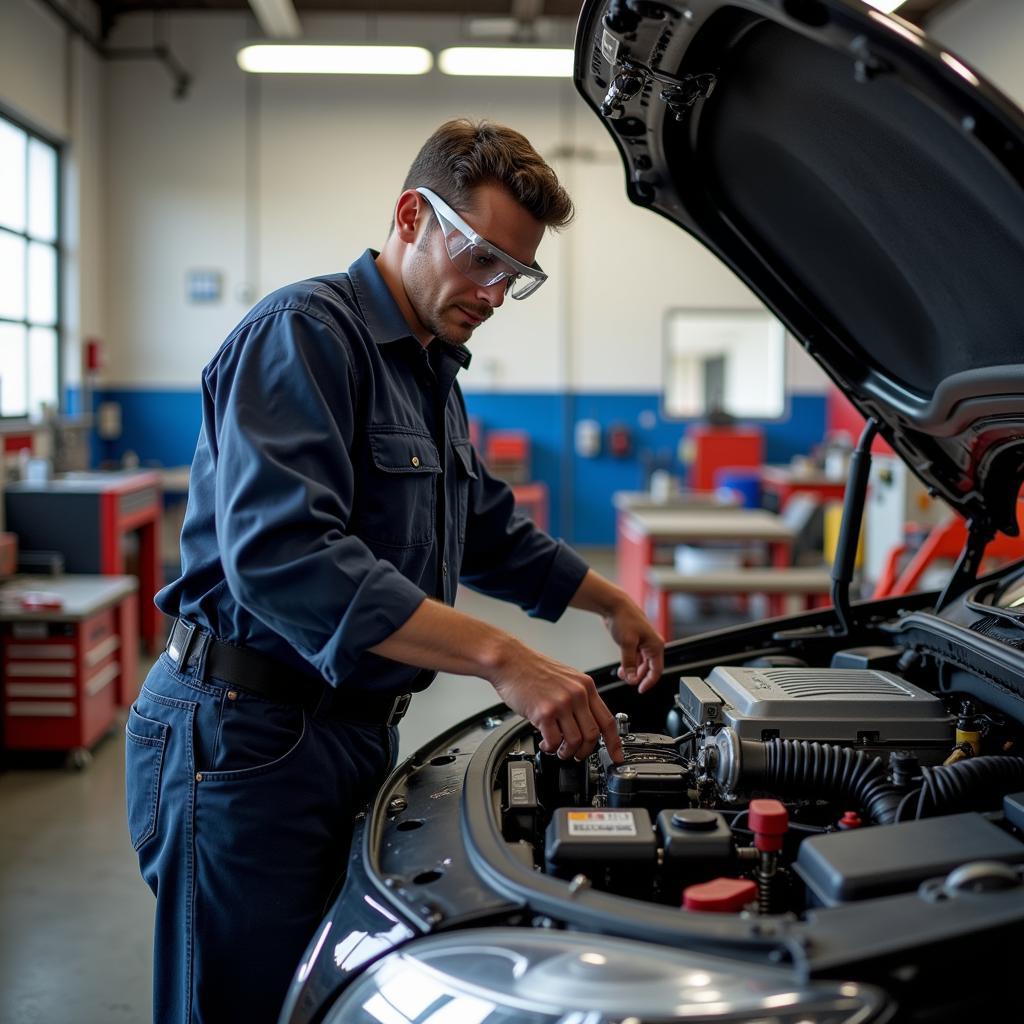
[[467, 392, 827, 544], [91, 387, 826, 545], [90, 388, 203, 471]]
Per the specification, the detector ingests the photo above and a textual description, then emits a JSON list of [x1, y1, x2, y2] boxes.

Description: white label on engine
[[567, 811, 637, 836]]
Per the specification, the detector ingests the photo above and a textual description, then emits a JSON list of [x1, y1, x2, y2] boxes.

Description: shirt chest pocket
[[359, 427, 441, 548]]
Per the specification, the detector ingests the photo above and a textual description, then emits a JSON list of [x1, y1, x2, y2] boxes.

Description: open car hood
[[574, 0, 1024, 537]]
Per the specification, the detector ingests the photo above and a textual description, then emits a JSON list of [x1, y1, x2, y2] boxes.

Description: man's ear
[[393, 190, 425, 245]]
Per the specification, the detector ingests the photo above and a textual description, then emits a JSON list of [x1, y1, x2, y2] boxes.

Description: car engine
[[499, 646, 1024, 916]]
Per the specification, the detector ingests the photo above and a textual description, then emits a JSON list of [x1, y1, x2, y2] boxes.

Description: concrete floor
[[0, 549, 622, 1024]]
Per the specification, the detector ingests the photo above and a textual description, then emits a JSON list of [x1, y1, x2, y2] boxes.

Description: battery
[[545, 807, 655, 879]]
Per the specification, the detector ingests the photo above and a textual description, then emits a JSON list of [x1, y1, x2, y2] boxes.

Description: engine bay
[[496, 633, 1024, 919]]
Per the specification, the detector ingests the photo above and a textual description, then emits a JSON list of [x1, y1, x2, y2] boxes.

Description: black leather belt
[[165, 618, 412, 727]]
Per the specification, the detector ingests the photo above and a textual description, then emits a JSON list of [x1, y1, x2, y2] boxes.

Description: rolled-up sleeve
[[458, 446, 589, 621], [209, 308, 426, 686]]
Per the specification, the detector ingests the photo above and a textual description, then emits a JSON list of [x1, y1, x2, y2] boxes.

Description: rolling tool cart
[[0, 574, 139, 769]]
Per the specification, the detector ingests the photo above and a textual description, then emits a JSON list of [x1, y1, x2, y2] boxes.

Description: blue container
[[714, 467, 763, 509]]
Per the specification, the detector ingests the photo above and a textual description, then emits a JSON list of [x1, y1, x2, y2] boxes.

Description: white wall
[[12, 0, 1023, 408], [101, 10, 827, 398], [0, 0, 105, 392]]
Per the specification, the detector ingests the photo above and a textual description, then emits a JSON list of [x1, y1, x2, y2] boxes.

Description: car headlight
[[322, 927, 891, 1023]]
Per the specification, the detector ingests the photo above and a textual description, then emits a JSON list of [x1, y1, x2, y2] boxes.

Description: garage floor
[[0, 550, 627, 1024]]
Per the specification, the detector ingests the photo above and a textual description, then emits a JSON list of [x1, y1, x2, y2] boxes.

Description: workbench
[[4, 470, 163, 652], [0, 574, 139, 767], [616, 506, 795, 619], [645, 565, 833, 638]]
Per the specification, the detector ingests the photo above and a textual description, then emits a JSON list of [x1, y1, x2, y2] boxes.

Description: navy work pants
[[125, 651, 396, 1024]]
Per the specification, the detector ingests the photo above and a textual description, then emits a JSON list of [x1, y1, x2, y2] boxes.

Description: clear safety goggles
[[415, 187, 547, 300]]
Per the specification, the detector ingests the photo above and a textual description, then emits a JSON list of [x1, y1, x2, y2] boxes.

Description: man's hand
[[568, 570, 665, 694], [488, 641, 625, 764], [370, 599, 626, 764], [603, 596, 664, 694]]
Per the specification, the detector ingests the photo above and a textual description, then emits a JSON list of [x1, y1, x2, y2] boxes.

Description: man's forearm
[[368, 597, 519, 681], [567, 568, 629, 617]]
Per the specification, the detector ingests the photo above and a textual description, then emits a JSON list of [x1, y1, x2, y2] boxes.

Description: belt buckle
[[386, 693, 412, 727]]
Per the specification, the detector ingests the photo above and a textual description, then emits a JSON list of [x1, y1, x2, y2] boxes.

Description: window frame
[[0, 103, 63, 422]]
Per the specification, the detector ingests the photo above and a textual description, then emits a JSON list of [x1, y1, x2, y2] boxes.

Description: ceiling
[[90, 0, 966, 37]]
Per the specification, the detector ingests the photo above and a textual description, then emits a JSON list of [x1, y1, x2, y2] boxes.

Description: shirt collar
[[347, 248, 472, 369], [347, 249, 418, 346]]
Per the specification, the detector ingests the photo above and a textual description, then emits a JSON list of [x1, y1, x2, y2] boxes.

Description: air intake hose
[[707, 731, 902, 824], [707, 730, 1024, 825], [762, 738, 904, 825]]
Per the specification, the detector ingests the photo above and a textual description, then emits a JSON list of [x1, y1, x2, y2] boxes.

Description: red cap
[[838, 810, 862, 830], [749, 799, 788, 852], [682, 877, 758, 913]]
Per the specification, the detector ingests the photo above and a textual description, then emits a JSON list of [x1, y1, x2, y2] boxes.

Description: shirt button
[[411, 456, 420, 467], [442, 562, 448, 576], [195, 773, 204, 782], [226, 690, 238, 701]]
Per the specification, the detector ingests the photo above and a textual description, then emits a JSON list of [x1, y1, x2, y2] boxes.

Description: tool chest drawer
[[0, 575, 139, 760]]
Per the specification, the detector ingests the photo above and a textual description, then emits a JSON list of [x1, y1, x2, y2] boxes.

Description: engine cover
[[679, 666, 951, 746]]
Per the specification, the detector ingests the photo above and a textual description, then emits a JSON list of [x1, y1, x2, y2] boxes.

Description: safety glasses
[[415, 187, 547, 300]]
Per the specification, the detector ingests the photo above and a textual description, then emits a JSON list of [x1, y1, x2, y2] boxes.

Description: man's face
[[402, 183, 545, 346]]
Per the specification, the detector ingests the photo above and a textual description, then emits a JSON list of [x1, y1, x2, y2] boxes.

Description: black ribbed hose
[[913, 756, 1024, 819], [759, 739, 904, 825], [749, 742, 1024, 825]]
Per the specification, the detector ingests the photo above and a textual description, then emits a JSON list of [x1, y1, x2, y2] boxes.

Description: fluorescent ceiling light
[[864, 0, 907, 12], [438, 47, 573, 77], [237, 44, 433, 75]]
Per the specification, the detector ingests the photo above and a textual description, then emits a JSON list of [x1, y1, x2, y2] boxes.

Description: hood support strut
[[832, 418, 879, 635], [936, 520, 994, 611]]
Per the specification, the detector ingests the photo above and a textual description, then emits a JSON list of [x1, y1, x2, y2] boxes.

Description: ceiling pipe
[[247, 0, 302, 39], [35, 0, 191, 99]]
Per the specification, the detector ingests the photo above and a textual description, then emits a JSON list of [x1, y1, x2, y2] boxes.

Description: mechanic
[[125, 119, 664, 1024]]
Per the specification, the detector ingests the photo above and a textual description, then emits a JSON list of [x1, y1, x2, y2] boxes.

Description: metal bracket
[[600, 58, 716, 121], [660, 73, 717, 120]]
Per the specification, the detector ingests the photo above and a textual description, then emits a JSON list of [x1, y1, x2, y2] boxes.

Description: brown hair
[[401, 118, 574, 230]]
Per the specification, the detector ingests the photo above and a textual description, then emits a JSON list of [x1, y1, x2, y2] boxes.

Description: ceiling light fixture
[[438, 47, 573, 78], [236, 44, 433, 75], [863, 0, 907, 12]]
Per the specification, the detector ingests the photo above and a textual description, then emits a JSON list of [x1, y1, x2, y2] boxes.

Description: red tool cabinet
[[1, 575, 139, 767]]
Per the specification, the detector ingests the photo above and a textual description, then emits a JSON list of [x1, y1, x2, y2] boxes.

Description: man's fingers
[[555, 714, 584, 759], [537, 720, 561, 754], [619, 639, 639, 684], [589, 695, 623, 764], [637, 643, 665, 694]]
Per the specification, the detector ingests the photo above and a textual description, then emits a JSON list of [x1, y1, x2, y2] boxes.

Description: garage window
[[0, 111, 60, 420]]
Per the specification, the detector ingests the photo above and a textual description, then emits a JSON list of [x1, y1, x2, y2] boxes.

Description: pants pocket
[[201, 691, 307, 779], [125, 706, 169, 850]]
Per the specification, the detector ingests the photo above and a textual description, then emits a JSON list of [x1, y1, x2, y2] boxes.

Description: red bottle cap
[[838, 810, 863, 830], [749, 799, 789, 852], [682, 877, 758, 913]]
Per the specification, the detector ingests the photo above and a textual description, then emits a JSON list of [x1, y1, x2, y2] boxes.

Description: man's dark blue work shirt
[[157, 250, 590, 696]]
